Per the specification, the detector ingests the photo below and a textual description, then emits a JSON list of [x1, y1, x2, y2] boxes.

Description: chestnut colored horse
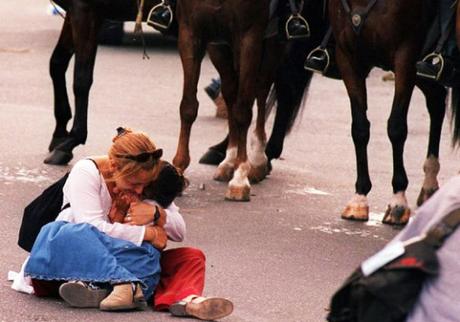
[[324, 0, 460, 224], [199, 0, 330, 175]]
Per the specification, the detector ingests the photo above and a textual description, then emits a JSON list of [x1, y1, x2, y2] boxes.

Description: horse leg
[[247, 86, 269, 183], [248, 37, 283, 183], [414, 80, 447, 206], [382, 52, 418, 225], [45, 5, 102, 165], [172, 24, 205, 171], [225, 31, 264, 201], [205, 45, 238, 182], [48, 16, 74, 152], [265, 68, 314, 174], [198, 44, 236, 168], [336, 49, 372, 221]]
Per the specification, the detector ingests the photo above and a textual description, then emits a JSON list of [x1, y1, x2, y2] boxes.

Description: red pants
[[32, 247, 206, 311]]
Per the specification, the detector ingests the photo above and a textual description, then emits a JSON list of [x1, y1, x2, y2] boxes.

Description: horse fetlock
[[416, 187, 438, 207], [172, 156, 190, 172], [248, 163, 269, 183], [213, 164, 234, 182], [44, 149, 73, 166], [48, 133, 70, 152], [382, 205, 410, 225]]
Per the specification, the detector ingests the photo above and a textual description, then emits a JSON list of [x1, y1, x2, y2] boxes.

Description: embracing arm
[[65, 160, 146, 246], [127, 200, 186, 242]]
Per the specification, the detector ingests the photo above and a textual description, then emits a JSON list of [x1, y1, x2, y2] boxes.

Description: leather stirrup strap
[[434, 3, 457, 53], [319, 26, 333, 49], [135, 0, 149, 59], [288, 0, 304, 15]]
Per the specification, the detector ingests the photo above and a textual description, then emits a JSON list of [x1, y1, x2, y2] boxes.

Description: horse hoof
[[225, 184, 250, 201], [382, 205, 410, 225], [416, 187, 438, 207], [44, 149, 73, 165], [341, 205, 369, 221], [199, 149, 226, 166], [248, 164, 269, 183], [213, 165, 234, 182], [48, 136, 69, 152]]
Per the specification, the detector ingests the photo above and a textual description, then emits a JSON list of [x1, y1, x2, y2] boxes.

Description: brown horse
[[170, 0, 273, 201], [325, 0, 460, 224]]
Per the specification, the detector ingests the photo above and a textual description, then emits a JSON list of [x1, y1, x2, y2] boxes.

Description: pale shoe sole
[[170, 297, 234, 320], [59, 282, 109, 308]]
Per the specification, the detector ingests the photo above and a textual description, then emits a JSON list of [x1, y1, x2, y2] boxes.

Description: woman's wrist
[[144, 226, 157, 242]]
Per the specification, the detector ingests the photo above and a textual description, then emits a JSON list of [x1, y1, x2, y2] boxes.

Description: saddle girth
[[340, 0, 379, 35]]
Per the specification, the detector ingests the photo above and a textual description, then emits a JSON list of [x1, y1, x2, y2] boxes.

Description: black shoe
[[304, 49, 329, 74], [286, 15, 310, 39], [204, 78, 221, 100], [147, 5, 173, 30]]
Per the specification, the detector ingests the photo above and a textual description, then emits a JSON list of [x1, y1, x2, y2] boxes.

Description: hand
[[125, 201, 156, 226], [110, 191, 140, 223], [154, 206, 167, 228], [144, 226, 167, 250]]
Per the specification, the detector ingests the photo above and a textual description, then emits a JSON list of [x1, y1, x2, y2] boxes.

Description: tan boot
[[170, 295, 233, 320], [59, 281, 109, 308], [99, 283, 146, 311]]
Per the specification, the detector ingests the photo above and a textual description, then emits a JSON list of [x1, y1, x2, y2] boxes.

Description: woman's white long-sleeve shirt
[[55, 159, 186, 246]]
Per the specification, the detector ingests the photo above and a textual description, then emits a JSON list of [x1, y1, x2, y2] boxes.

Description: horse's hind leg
[[45, 5, 102, 165], [48, 16, 74, 152], [415, 80, 447, 206], [172, 23, 206, 171], [248, 37, 283, 183], [198, 45, 235, 170], [225, 31, 265, 201], [206, 45, 238, 182]]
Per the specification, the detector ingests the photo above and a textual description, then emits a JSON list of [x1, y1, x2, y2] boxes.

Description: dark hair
[[142, 161, 187, 207]]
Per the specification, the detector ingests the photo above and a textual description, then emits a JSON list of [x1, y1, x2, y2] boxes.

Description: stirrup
[[304, 46, 330, 74], [147, 2, 173, 30], [416, 52, 444, 81], [285, 14, 310, 40]]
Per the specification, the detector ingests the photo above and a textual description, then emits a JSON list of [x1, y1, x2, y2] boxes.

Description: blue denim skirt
[[25, 221, 161, 300]]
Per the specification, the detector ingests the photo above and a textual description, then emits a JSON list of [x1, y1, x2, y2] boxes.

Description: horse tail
[[451, 86, 460, 147], [266, 40, 314, 135]]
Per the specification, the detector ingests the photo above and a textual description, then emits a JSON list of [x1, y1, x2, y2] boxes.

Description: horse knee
[[49, 49, 72, 79], [387, 122, 408, 144], [179, 97, 199, 123]]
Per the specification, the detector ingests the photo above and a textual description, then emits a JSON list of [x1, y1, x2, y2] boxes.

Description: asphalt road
[[1, 1, 459, 321]]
